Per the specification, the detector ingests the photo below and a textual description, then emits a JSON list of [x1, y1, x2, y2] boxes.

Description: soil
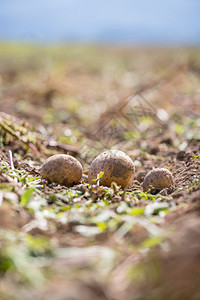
[[0, 44, 200, 300]]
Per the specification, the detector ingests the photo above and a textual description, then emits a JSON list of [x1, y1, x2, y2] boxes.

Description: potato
[[40, 154, 82, 187], [88, 150, 135, 188], [143, 168, 174, 192]]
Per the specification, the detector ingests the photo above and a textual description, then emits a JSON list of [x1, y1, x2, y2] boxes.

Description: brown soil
[[0, 45, 200, 300]]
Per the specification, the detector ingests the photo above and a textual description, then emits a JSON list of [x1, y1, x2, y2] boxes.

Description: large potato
[[40, 154, 82, 187], [143, 168, 174, 192], [88, 150, 135, 188]]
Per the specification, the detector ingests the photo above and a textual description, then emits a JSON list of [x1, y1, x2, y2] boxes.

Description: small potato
[[88, 150, 135, 188], [143, 168, 174, 192], [40, 154, 82, 187]]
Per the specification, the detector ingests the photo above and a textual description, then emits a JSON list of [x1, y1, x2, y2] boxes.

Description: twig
[[8, 150, 14, 170], [44, 140, 79, 154], [8, 150, 18, 184], [0, 191, 3, 206], [121, 186, 127, 201]]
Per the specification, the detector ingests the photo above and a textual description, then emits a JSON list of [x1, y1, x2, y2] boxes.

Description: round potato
[[88, 150, 135, 188], [40, 154, 82, 187], [143, 168, 174, 192]]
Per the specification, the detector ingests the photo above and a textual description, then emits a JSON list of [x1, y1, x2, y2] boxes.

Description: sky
[[0, 0, 200, 45]]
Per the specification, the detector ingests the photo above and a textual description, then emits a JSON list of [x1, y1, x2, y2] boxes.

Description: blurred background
[[1, 0, 200, 45], [0, 0, 200, 151]]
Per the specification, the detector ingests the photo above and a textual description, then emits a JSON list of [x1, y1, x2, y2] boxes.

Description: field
[[0, 43, 200, 300]]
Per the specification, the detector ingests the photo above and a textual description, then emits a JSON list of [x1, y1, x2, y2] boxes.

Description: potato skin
[[143, 168, 174, 192], [40, 154, 82, 187], [88, 150, 135, 188]]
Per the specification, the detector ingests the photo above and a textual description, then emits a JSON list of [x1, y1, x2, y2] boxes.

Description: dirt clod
[[143, 168, 174, 192], [176, 151, 186, 160], [88, 150, 135, 188], [136, 171, 148, 182], [40, 154, 83, 187]]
